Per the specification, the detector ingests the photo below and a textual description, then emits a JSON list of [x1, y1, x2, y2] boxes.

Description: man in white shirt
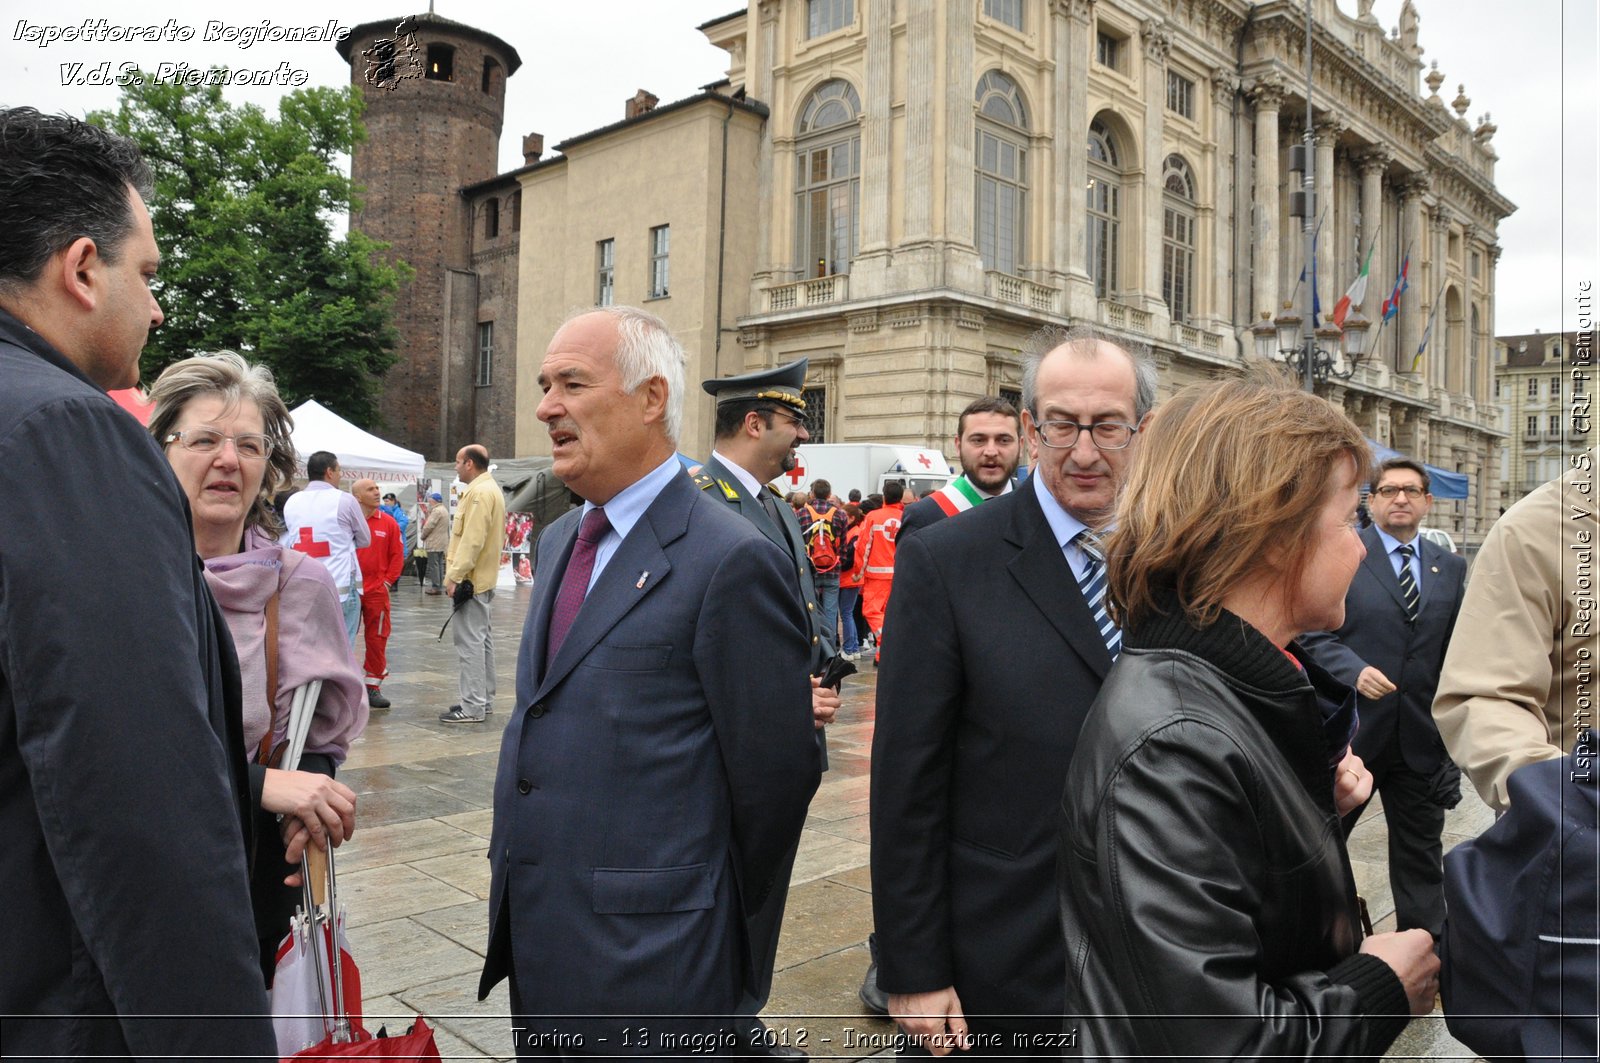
[[282, 450, 370, 643]]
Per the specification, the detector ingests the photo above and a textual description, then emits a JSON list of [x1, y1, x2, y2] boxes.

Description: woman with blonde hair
[[1058, 370, 1439, 1058], [147, 352, 368, 981]]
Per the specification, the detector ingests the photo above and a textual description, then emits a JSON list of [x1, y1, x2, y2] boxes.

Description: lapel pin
[[637, 571, 649, 589], [1431, 565, 1439, 573]]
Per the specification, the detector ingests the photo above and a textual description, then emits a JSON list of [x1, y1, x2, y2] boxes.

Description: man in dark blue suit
[[479, 306, 822, 1057], [1302, 457, 1467, 938]]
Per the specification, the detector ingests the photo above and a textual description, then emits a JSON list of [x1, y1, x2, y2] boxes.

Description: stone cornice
[[1423, 144, 1518, 223]]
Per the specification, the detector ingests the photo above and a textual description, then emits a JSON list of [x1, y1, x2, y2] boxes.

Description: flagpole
[[1299, 0, 1316, 393]]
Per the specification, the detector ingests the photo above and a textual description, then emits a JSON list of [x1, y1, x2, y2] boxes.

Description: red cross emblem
[[785, 456, 807, 487], [916, 453, 933, 469], [291, 526, 331, 558]]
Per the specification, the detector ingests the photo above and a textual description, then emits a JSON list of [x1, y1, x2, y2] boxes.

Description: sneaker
[[366, 688, 391, 709], [439, 707, 484, 723]]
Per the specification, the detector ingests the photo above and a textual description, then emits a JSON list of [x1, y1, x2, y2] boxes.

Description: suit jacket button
[[530, 702, 547, 718], [517, 779, 533, 795], [812, 635, 820, 645]]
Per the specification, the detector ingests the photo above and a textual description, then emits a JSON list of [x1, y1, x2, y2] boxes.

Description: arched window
[[1086, 119, 1122, 299], [1161, 154, 1196, 324], [975, 72, 1029, 276], [794, 80, 861, 277]]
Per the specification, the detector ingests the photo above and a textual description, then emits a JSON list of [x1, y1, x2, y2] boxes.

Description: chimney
[[522, 132, 544, 164], [625, 89, 660, 120]]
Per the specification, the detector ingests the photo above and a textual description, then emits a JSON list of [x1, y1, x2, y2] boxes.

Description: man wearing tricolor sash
[[900, 396, 1022, 541]]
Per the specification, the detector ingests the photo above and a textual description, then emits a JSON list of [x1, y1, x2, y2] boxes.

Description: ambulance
[[777, 444, 955, 499]]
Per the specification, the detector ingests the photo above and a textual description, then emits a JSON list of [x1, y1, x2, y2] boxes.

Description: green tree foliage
[[91, 75, 410, 428]]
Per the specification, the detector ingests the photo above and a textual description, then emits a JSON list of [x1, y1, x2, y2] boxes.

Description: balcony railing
[[765, 274, 849, 313], [1171, 322, 1223, 356], [1100, 300, 1152, 335], [985, 271, 1062, 314]]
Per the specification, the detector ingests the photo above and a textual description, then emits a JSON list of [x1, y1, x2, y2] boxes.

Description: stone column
[[903, 0, 936, 245], [1210, 70, 1238, 332], [1249, 76, 1285, 319], [1142, 19, 1171, 316], [1062, 0, 1097, 316], [1313, 121, 1341, 317], [859, 0, 892, 254], [1396, 172, 1428, 374], [749, 0, 781, 294], [941, 0, 979, 289], [1355, 149, 1389, 316]]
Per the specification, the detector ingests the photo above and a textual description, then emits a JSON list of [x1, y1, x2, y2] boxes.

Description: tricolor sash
[[930, 475, 988, 517]]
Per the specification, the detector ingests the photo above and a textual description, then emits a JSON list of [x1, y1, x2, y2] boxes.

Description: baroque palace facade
[[502, 0, 1512, 541]]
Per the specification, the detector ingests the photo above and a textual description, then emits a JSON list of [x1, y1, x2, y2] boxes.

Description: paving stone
[[776, 878, 879, 972], [793, 829, 872, 886], [412, 900, 492, 957], [339, 818, 488, 874], [439, 808, 497, 840], [349, 915, 485, 997], [358, 785, 485, 828], [761, 943, 897, 1061], [411, 847, 493, 900], [337, 863, 478, 928]]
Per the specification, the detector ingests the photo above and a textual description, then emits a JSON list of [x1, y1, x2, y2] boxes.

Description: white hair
[[562, 304, 687, 444]]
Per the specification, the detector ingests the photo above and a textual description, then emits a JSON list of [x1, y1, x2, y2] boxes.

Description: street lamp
[[1257, 303, 1374, 385]]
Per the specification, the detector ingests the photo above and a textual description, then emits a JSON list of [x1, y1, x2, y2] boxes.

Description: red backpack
[[801, 502, 842, 573]]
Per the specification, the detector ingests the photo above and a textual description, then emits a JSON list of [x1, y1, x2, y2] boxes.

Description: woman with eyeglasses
[[1058, 371, 1440, 1058], [147, 352, 367, 982]]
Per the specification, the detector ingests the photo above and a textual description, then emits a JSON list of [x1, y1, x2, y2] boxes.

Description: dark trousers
[[1341, 737, 1447, 937]]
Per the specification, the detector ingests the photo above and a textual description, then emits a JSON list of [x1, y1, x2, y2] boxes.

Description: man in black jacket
[[0, 107, 274, 1057], [869, 325, 1154, 1055], [898, 396, 1022, 541]]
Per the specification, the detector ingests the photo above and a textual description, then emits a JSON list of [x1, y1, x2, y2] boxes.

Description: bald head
[[352, 478, 380, 515]]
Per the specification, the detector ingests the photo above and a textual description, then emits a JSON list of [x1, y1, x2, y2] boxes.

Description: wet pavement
[[335, 574, 1481, 1060]]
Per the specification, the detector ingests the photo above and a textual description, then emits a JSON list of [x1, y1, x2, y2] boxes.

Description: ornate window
[[984, 0, 1024, 31], [807, 0, 852, 38], [1086, 119, 1122, 299], [801, 387, 827, 443], [975, 71, 1029, 277], [1166, 71, 1195, 119], [1161, 155, 1196, 323], [1468, 305, 1481, 397], [794, 80, 861, 277]]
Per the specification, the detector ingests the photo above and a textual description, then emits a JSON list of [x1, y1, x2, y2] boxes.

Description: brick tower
[[336, 14, 521, 458]]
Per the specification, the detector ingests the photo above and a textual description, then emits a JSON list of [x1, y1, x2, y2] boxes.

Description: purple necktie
[[546, 507, 611, 662]]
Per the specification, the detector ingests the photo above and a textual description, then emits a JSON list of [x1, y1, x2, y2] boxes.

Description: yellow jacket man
[[442, 444, 507, 722]]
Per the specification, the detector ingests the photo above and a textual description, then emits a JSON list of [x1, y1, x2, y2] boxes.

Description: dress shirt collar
[[1374, 524, 1418, 556], [710, 450, 768, 501], [1032, 470, 1092, 550], [303, 480, 336, 492], [579, 454, 682, 545]]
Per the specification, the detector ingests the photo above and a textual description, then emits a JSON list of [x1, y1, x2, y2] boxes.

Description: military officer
[[699, 357, 841, 1055]]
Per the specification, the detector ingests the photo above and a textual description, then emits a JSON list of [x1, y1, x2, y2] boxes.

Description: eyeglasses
[[762, 408, 806, 430], [164, 428, 275, 461], [1034, 420, 1139, 451], [1373, 484, 1427, 499]]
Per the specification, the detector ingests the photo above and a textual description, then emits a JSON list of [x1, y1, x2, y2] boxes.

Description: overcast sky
[[4, 0, 1593, 335]]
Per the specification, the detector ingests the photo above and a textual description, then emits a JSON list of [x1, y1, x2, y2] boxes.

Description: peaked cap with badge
[[701, 357, 809, 413]]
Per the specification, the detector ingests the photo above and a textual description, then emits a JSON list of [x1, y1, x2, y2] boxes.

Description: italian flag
[[1331, 240, 1375, 329]]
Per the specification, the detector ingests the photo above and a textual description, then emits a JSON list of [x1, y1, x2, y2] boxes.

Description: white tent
[[288, 399, 425, 483]]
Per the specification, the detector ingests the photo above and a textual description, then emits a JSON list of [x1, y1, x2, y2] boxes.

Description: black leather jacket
[[1058, 604, 1411, 1060]]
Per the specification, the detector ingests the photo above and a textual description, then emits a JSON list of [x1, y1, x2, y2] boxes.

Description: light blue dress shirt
[[1374, 525, 1424, 592], [579, 454, 683, 594]]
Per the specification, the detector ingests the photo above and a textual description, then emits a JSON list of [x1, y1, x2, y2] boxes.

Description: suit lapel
[[707, 456, 788, 554], [1004, 487, 1112, 680], [533, 477, 685, 700], [1415, 535, 1442, 609], [527, 512, 578, 690], [1360, 525, 1408, 614]]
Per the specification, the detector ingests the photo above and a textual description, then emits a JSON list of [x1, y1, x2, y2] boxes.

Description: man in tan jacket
[[1434, 456, 1598, 811], [420, 491, 450, 594], [441, 444, 506, 723]]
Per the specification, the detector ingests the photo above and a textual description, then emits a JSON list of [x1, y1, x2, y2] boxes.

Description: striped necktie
[[1396, 543, 1420, 622], [1075, 530, 1121, 660]]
